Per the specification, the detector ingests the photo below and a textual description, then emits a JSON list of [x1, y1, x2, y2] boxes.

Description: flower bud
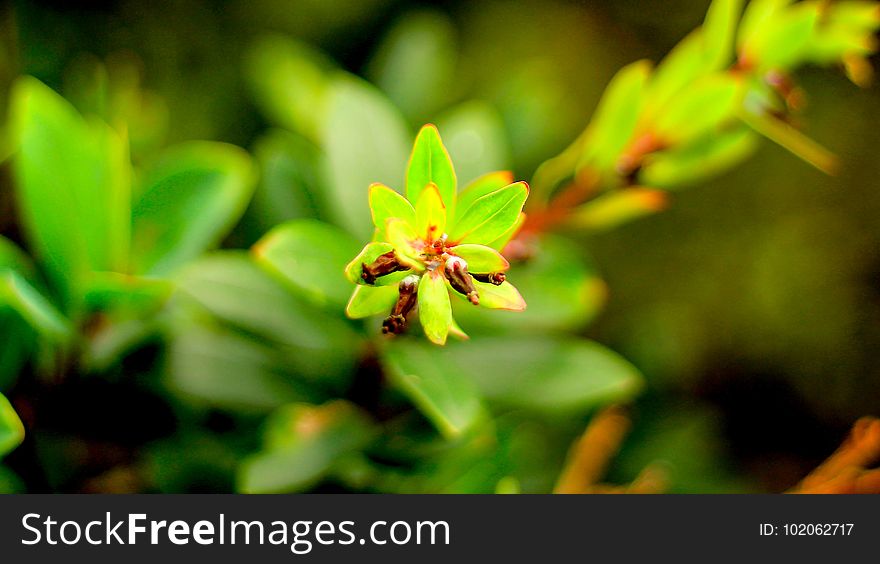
[[382, 275, 420, 335], [362, 251, 410, 285], [472, 272, 506, 286], [444, 256, 479, 306]]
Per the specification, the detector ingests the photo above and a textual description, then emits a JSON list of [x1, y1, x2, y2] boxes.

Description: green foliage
[[0, 393, 24, 458]]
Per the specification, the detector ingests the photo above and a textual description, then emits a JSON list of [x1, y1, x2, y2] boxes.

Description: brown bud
[[445, 256, 479, 306], [382, 275, 420, 335], [472, 272, 506, 286], [362, 251, 410, 285]]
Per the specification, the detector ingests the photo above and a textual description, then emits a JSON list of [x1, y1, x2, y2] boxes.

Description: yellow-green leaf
[[413, 182, 447, 241], [406, 124, 457, 217], [451, 244, 509, 273], [369, 183, 415, 237], [346, 284, 400, 319], [417, 270, 451, 345], [449, 182, 528, 245]]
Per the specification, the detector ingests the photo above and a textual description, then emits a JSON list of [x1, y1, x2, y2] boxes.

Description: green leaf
[[321, 74, 410, 239], [742, 1, 819, 69], [247, 130, 325, 238], [453, 171, 514, 226], [645, 31, 710, 120], [238, 401, 377, 493], [579, 60, 651, 171], [703, 0, 744, 70], [417, 270, 452, 345], [472, 280, 525, 311], [442, 337, 643, 414], [83, 271, 174, 316], [639, 126, 759, 188], [653, 73, 743, 145], [406, 124, 457, 218], [449, 181, 528, 245], [369, 183, 415, 237], [0, 271, 72, 342], [131, 141, 255, 276], [244, 35, 336, 141], [10, 76, 131, 308], [485, 212, 525, 252], [175, 253, 360, 388], [346, 284, 399, 319], [413, 182, 447, 240], [435, 101, 511, 187], [253, 219, 361, 309], [381, 340, 485, 438], [367, 10, 457, 121], [166, 318, 323, 413], [737, 0, 791, 53], [344, 241, 395, 284], [0, 393, 24, 458], [565, 188, 667, 231], [451, 244, 509, 273]]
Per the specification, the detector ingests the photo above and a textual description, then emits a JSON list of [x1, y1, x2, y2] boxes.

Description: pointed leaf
[[418, 270, 451, 345], [449, 182, 528, 245], [132, 141, 255, 276], [381, 340, 484, 438], [10, 76, 131, 307], [703, 0, 744, 70], [579, 60, 651, 171], [253, 219, 361, 309], [406, 124, 457, 217], [369, 183, 415, 236], [486, 212, 525, 252], [453, 170, 514, 226], [451, 244, 509, 273], [346, 284, 399, 319], [413, 182, 447, 241]]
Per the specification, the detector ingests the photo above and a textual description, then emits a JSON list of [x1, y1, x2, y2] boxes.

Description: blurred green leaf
[[0, 271, 72, 343], [0, 392, 24, 458], [451, 244, 508, 273], [247, 129, 324, 238], [83, 271, 174, 316], [406, 124, 457, 217], [741, 1, 819, 69], [165, 318, 322, 413], [382, 339, 485, 438], [10, 76, 131, 309], [469, 280, 525, 311], [418, 270, 452, 345], [238, 401, 377, 493], [245, 35, 336, 141], [645, 31, 707, 120], [367, 10, 457, 121], [653, 73, 743, 145], [578, 60, 651, 171], [254, 219, 361, 309], [131, 141, 256, 276], [640, 126, 759, 189], [176, 252, 361, 387], [449, 181, 528, 245], [703, 0, 744, 70], [443, 337, 643, 414], [321, 74, 411, 238], [565, 188, 667, 231], [436, 101, 511, 187]]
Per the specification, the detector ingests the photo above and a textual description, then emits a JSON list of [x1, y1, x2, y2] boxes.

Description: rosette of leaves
[[343, 125, 528, 345]]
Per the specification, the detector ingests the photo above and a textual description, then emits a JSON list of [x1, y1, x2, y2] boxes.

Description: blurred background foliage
[[0, 0, 878, 493]]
